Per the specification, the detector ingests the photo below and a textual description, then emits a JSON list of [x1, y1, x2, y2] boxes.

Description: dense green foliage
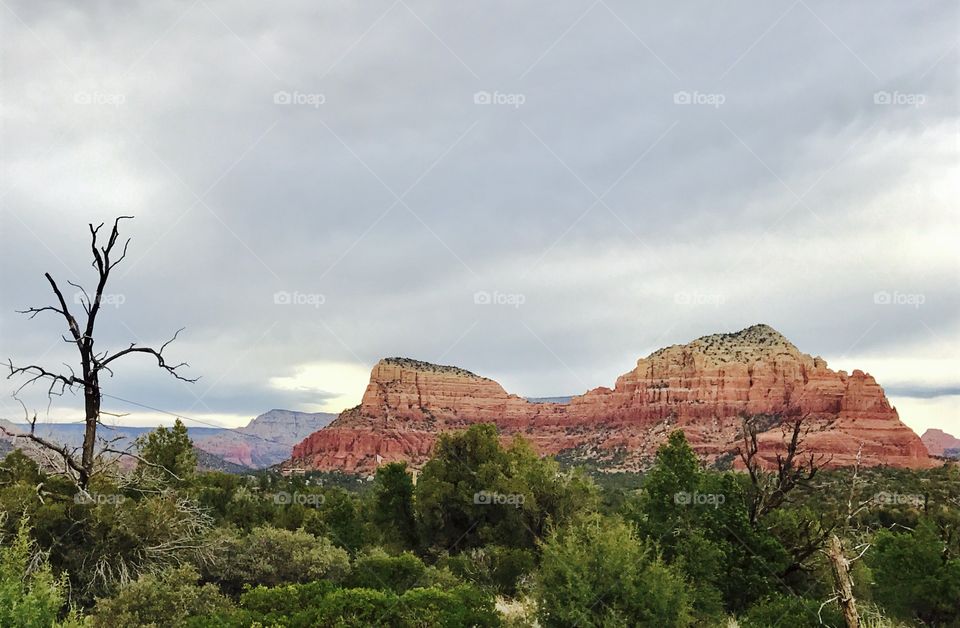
[[0, 516, 77, 628], [537, 513, 692, 627], [1, 422, 957, 626]]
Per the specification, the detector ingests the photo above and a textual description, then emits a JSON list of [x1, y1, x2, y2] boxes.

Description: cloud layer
[[1, 0, 957, 434]]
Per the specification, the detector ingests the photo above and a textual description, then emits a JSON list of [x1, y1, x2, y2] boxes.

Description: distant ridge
[[0, 409, 336, 470]]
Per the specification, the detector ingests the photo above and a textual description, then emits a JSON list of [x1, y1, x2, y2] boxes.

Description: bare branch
[[67, 280, 92, 315], [84, 216, 134, 342], [7, 361, 80, 397], [16, 305, 65, 320], [43, 272, 83, 343], [101, 447, 183, 482], [0, 399, 85, 481], [97, 327, 198, 382]]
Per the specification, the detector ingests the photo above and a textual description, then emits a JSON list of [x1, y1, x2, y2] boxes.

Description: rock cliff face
[[290, 325, 933, 473], [921, 428, 960, 458], [195, 409, 336, 468]]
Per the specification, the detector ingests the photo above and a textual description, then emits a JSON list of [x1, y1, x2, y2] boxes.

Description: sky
[[0, 1, 957, 436]]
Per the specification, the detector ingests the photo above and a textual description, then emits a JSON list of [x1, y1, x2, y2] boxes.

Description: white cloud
[[269, 361, 371, 412]]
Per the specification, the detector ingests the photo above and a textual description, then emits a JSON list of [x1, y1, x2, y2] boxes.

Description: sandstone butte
[[289, 324, 935, 474], [921, 428, 960, 457]]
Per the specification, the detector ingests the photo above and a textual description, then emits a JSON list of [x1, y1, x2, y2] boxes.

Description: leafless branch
[[96, 327, 197, 382], [0, 399, 85, 481], [101, 447, 184, 482]]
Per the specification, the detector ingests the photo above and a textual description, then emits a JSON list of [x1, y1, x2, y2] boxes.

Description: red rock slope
[[290, 324, 934, 473], [921, 428, 960, 457]]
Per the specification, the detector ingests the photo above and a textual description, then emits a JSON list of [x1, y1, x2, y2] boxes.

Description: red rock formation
[[290, 325, 934, 473], [921, 428, 960, 457]]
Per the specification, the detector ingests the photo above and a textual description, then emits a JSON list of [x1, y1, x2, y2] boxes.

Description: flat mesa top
[[380, 357, 483, 378]]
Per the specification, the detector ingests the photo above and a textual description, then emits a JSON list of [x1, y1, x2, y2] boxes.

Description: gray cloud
[[1, 0, 957, 430]]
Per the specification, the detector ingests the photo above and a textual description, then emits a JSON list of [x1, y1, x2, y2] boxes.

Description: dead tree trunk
[[4, 217, 196, 490], [826, 533, 860, 628]]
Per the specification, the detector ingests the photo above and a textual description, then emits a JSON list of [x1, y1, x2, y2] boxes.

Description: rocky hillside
[[921, 428, 960, 458], [290, 324, 934, 474], [194, 409, 336, 468], [1, 409, 336, 470]]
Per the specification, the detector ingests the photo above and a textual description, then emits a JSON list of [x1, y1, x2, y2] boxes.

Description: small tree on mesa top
[[3, 217, 197, 490]]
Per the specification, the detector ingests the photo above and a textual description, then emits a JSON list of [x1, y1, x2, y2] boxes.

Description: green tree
[[321, 488, 366, 553], [626, 430, 788, 615], [135, 418, 196, 482], [536, 513, 693, 627], [0, 516, 73, 628], [871, 518, 960, 625], [370, 462, 418, 549], [415, 424, 597, 552]]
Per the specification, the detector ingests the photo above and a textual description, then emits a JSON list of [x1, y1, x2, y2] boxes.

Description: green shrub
[[441, 545, 535, 595], [871, 519, 960, 625], [348, 549, 427, 593], [739, 593, 843, 628], [536, 514, 693, 627], [0, 516, 73, 628], [396, 585, 501, 627], [315, 588, 397, 626], [89, 565, 232, 628], [200, 525, 350, 593]]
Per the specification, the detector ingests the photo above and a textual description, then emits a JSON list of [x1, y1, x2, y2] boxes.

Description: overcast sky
[[1, 1, 957, 436]]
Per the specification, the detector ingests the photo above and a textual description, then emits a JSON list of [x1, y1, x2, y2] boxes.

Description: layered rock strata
[[290, 325, 933, 473]]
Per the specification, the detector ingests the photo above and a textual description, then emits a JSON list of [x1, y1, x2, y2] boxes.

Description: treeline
[[1, 421, 958, 626]]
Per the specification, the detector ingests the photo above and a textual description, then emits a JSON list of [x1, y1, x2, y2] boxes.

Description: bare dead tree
[[3, 217, 196, 490], [820, 445, 875, 628], [738, 414, 828, 524], [738, 414, 839, 583], [823, 532, 862, 628]]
